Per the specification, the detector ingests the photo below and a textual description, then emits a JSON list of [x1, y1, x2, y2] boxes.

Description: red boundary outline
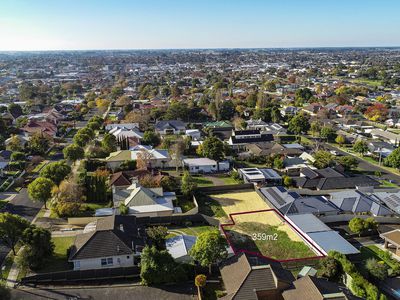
[[220, 208, 325, 263]]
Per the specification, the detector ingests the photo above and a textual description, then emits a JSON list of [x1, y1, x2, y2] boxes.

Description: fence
[[319, 214, 400, 224], [20, 266, 140, 286], [136, 213, 220, 227], [196, 183, 254, 194]]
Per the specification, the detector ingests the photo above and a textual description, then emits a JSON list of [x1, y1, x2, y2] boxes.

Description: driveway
[[11, 283, 196, 300], [0, 188, 42, 265]]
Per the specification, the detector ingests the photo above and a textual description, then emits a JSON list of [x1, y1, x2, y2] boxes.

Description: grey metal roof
[[308, 231, 359, 255], [287, 214, 332, 233]]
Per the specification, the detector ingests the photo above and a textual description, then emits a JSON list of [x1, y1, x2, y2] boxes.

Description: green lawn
[[218, 175, 240, 185], [195, 193, 227, 218], [225, 222, 316, 260], [32, 160, 48, 173], [37, 236, 75, 273], [351, 78, 383, 87], [176, 196, 196, 213], [360, 245, 399, 269], [380, 180, 399, 188], [193, 176, 214, 187]]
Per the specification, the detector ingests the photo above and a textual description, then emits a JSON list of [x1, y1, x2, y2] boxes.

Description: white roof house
[[166, 235, 197, 263], [113, 183, 175, 217], [182, 158, 229, 173], [109, 127, 144, 140], [105, 123, 139, 131]]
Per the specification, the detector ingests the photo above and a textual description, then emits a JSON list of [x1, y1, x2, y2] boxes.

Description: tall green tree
[[39, 161, 71, 185], [102, 133, 117, 153], [28, 177, 55, 209], [73, 133, 91, 147], [146, 226, 168, 250], [63, 144, 84, 162], [142, 131, 160, 147], [385, 147, 400, 168], [28, 132, 51, 155], [189, 230, 228, 274], [181, 171, 197, 197], [0, 213, 30, 255], [22, 226, 54, 270], [287, 113, 310, 135], [313, 150, 335, 169], [200, 136, 225, 170], [353, 140, 368, 156]]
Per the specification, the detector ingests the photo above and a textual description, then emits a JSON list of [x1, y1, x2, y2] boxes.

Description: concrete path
[[5, 246, 25, 287]]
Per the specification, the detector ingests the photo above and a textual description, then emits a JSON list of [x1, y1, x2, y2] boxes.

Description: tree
[[29, 132, 51, 155], [77, 127, 95, 139], [353, 140, 368, 156], [365, 217, 378, 232], [335, 135, 346, 145], [140, 246, 186, 285], [146, 226, 168, 250], [40, 161, 71, 185], [320, 126, 337, 142], [365, 258, 388, 281], [189, 230, 228, 274], [170, 139, 186, 171], [28, 177, 55, 209], [136, 149, 153, 169], [271, 107, 281, 123], [142, 131, 160, 147], [0, 213, 30, 255], [310, 121, 321, 137], [283, 175, 292, 187], [102, 133, 117, 153], [181, 171, 197, 197], [195, 274, 207, 299], [319, 257, 341, 280], [273, 157, 284, 169], [22, 225, 54, 270], [218, 100, 235, 120], [73, 133, 91, 147], [7, 135, 23, 151], [139, 174, 160, 188], [200, 136, 225, 170], [335, 156, 357, 171], [63, 144, 84, 163], [119, 203, 128, 215], [295, 88, 313, 103], [10, 151, 25, 161], [313, 150, 335, 169], [116, 160, 137, 171], [160, 176, 178, 192], [8, 103, 23, 118], [287, 113, 310, 135], [385, 148, 400, 169], [365, 103, 388, 122], [349, 217, 366, 237]]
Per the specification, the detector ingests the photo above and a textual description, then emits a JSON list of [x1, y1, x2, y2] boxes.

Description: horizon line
[[1, 45, 400, 53]]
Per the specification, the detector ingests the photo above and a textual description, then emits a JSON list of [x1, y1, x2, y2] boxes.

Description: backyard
[[167, 225, 217, 238]]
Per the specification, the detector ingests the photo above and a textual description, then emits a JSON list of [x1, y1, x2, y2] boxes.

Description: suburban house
[[105, 123, 139, 131], [112, 183, 176, 217], [104, 147, 171, 171], [282, 276, 351, 300], [228, 130, 274, 150], [328, 190, 393, 216], [259, 186, 340, 216], [182, 158, 229, 173], [292, 167, 380, 190], [165, 234, 197, 263], [155, 120, 186, 136], [239, 168, 282, 185], [109, 126, 144, 141], [68, 215, 146, 271], [219, 253, 294, 300], [203, 121, 234, 140], [245, 119, 285, 134], [286, 214, 359, 256], [370, 129, 400, 145], [109, 169, 164, 187], [243, 142, 303, 158], [22, 119, 58, 137], [370, 191, 400, 214], [185, 129, 201, 140], [367, 141, 395, 158]]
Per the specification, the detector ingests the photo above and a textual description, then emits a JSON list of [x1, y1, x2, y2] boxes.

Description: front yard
[[36, 236, 75, 273]]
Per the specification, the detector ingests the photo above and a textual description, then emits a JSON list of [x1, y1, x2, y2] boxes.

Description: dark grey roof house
[[220, 253, 294, 300], [155, 120, 186, 135], [69, 215, 146, 270]]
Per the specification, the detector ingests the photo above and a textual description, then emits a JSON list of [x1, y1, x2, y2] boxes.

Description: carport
[[380, 229, 400, 256]]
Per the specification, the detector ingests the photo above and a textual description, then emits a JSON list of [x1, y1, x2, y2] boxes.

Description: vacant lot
[[209, 191, 270, 217], [224, 220, 316, 260]]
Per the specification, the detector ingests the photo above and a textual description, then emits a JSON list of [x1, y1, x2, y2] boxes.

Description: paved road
[[0, 188, 42, 266], [323, 143, 400, 184], [11, 283, 196, 300]]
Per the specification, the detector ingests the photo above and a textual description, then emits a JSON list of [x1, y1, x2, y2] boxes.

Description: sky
[[0, 0, 400, 51]]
